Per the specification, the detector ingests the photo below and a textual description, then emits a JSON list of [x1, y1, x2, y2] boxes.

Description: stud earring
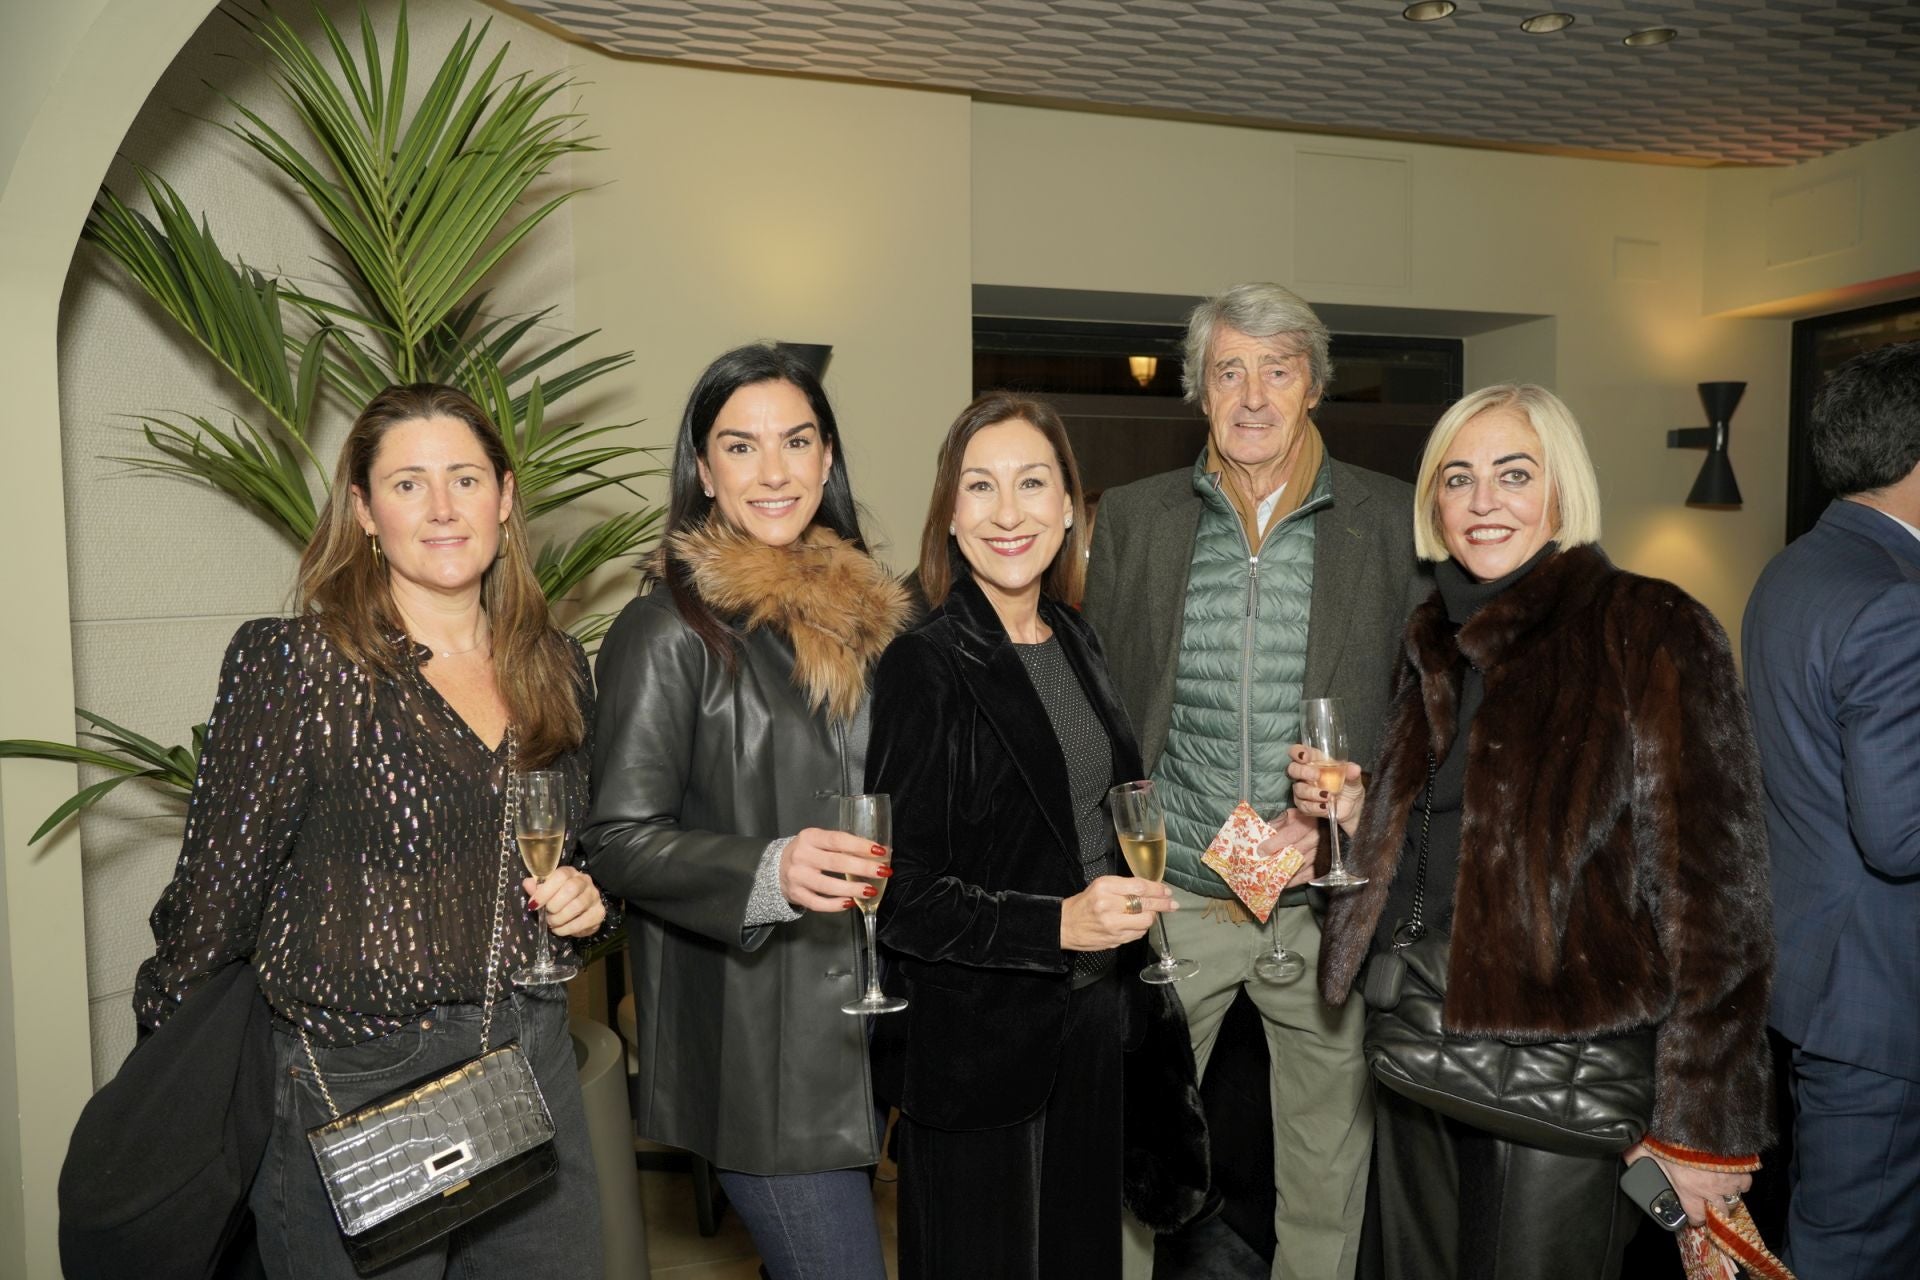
[[1065, 513, 1073, 529], [704, 488, 714, 499], [949, 523, 956, 537]]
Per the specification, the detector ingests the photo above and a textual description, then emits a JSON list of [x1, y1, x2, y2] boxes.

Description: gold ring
[[1124, 894, 1143, 914]]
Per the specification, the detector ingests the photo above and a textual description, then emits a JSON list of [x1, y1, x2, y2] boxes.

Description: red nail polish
[[870, 844, 887, 857], [528, 901, 540, 911], [876, 866, 894, 878], [862, 886, 878, 898], [844, 898, 857, 909]]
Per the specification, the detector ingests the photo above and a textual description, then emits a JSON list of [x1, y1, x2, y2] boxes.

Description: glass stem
[[1153, 914, 1175, 968], [1327, 807, 1345, 878], [862, 912, 884, 1001], [534, 878, 554, 972]]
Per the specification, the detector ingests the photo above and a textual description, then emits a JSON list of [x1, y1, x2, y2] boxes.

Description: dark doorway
[[1788, 296, 1920, 541], [973, 318, 1462, 497]]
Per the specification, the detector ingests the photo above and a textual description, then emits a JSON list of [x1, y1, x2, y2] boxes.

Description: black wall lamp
[[1667, 381, 1745, 507], [776, 342, 833, 377]]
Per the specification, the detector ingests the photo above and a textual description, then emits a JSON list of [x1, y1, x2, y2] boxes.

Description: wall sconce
[[776, 342, 833, 377], [1128, 355, 1158, 389], [1666, 381, 1744, 507]]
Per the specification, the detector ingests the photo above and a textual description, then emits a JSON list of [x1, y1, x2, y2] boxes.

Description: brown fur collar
[[668, 522, 911, 721]]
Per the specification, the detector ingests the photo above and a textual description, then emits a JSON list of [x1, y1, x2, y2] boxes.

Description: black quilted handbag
[[300, 732, 558, 1273], [1360, 755, 1654, 1158]]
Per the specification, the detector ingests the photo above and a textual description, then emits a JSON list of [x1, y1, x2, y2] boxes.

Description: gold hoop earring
[[497, 524, 510, 561], [368, 533, 382, 564]]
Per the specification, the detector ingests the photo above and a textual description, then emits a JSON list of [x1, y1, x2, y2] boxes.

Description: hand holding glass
[[1108, 781, 1199, 984], [1302, 699, 1367, 889], [836, 794, 907, 1016], [512, 770, 580, 985]]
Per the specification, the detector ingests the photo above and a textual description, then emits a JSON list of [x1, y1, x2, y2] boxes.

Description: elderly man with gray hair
[[1083, 282, 1424, 1279]]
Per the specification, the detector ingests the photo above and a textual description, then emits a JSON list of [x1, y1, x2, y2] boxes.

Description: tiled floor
[[638, 1148, 901, 1279]]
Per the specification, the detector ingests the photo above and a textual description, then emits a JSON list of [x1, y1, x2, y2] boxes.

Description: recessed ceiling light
[[1402, 2, 1457, 21], [1520, 13, 1576, 34], [1623, 27, 1678, 47]]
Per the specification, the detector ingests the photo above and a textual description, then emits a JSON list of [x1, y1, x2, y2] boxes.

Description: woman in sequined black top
[[867, 394, 1208, 1280], [134, 384, 609, 1279]]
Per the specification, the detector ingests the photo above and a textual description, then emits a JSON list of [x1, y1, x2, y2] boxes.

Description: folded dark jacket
[[60, 961, 275, 1279]]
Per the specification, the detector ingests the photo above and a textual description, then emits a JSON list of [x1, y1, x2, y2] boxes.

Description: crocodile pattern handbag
[[1361, 755, 1655, 1157], [302, 733, 558, 1273]]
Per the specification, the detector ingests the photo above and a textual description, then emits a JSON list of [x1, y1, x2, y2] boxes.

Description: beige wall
[[1705, 126, 1920, 317], [971, 102, 1801, 640], [2, 0, 226, 1270], [565, 61, 974, 576]]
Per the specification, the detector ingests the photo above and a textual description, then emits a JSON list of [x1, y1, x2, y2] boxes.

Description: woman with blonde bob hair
[[135, 383, 609, 1278], [1290, 384, 1775, 1279]]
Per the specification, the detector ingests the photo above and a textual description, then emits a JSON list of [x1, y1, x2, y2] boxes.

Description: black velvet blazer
[[867, 573, 1210, 1230]]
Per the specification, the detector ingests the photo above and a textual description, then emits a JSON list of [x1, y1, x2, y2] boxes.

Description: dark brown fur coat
[[1322, 545, 1775, 1155]]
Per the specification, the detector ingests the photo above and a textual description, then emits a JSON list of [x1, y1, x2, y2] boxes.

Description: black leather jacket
[[583, 587, 879, 1174]]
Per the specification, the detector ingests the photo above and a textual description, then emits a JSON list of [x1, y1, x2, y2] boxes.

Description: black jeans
[[1363, 1086, 1638, 1280], [249, 989, 603, 1279]]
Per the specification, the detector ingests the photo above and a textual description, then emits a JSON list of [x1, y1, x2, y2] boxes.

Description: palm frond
[[535, 511, 665, 603], [0, 710, 200, 842], [110, 413, 320, 545]]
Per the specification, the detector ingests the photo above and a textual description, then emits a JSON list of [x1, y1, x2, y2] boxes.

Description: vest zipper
[[1242, 554, 1260, 802]]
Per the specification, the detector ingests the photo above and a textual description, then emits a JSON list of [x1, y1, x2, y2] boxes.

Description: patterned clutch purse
[[306, 1043, 557, 1270]]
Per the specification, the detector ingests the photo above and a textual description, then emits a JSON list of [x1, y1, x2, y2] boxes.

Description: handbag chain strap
[[300, 729, 520, 1120], [1390, 752, 1438, 952]]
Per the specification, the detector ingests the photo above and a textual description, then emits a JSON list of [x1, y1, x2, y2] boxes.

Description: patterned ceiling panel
[[509, 0, 1920, 164]]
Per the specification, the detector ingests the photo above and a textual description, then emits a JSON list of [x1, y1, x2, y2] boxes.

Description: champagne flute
[[836, 794, 906, 1016], [512, 770, 580, 985], [1302, 698, 1368, 889], [1108, 781, 1200, 984], [1255, 807, 1307, 982]]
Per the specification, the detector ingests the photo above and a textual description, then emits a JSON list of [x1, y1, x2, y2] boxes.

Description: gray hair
[[1181, 282, 1333, 405]]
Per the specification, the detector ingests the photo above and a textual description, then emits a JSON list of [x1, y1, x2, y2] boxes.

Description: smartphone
[[1620, 1157, 1689, 1231]]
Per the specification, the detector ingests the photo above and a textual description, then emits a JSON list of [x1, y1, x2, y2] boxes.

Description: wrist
[[1642, 1135, 1760, 1174]]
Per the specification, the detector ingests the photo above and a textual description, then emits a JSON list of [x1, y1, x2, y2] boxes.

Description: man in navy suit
[[1743, 340, 1920, 1279]]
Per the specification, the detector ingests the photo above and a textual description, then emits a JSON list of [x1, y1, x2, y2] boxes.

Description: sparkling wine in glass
[[1108, 780, 1199, 984], [837, 794, 906, 1016], [512, 770, 580, 985], [1302, 698, 1367, 889]]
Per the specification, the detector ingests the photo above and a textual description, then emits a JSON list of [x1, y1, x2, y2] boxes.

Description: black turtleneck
[[1372, 542, 1558, 954]]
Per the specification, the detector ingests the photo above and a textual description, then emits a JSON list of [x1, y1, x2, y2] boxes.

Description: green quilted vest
[[1153, 454, 1330, 897]]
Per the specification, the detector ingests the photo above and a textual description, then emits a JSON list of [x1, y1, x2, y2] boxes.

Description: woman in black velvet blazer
[[867, 393, 1209, 1280]]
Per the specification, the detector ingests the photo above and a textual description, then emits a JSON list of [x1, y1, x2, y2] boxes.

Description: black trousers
[[1362, 1086, 1639, 1280], [896, 973, 1123, 1280]]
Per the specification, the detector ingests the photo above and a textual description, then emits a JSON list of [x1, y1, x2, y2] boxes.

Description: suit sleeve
[[867, 633, 1071, 974], [1636, 594, 1775, 1155], [581, 596, 775, 949], [1831, 579, 1920, 878], [1080, 490, 1128, 641]]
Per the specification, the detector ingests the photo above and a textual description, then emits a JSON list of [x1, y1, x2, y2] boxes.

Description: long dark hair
[[917, 392, 1088, 609], [657, 343, 868, 661], [297, 383, 585, 766]]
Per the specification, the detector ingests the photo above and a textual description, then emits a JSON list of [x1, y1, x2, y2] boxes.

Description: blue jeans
[[250, 989, 603, 1279], [716, 1166, 887, 1280]]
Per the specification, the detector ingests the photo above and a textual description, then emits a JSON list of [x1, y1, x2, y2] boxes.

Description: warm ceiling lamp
[[1667, 381, 1745, 507], [1403, 2, 1457, 20], [1128, 355, 1158, 389], [1623, 27, 1678, 47], [1520, 13, 1576, 34]]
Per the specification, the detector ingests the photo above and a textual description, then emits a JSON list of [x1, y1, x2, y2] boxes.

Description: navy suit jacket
[[1743, 499, 1920, 1082]]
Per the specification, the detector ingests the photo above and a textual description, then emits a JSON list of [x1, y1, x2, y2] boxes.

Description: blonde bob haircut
[[1411, 384, 1602, 563]]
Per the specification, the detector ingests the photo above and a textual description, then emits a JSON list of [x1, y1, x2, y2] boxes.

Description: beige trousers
[[1122, 887, 1372, 1280]]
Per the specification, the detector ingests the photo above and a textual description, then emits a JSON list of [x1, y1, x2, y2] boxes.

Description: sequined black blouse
[[134, 616, 595, 1045]]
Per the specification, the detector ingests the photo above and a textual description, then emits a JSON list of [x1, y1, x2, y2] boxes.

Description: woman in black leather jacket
[[582, 345, 910, 1280]]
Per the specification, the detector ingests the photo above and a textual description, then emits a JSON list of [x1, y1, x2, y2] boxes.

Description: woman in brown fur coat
[[1295, 385, 1774, 1280], [582, 345, 910, 1280]]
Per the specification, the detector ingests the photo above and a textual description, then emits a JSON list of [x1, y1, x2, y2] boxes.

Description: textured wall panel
[[1766, 173, 1862, 264], [1294, 150, 1409, 288]]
